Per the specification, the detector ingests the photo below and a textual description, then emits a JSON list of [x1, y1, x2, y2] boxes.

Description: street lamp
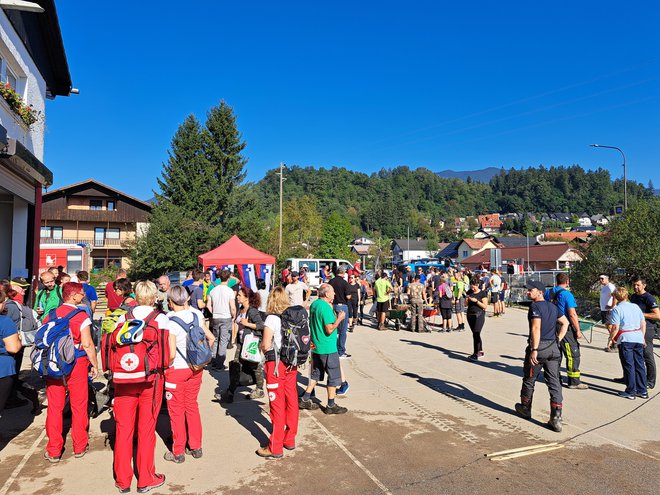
[[590, 144, 627, 211]]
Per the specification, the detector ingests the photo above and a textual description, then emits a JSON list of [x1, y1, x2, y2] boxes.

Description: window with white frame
[[0, 54, 24, 95]]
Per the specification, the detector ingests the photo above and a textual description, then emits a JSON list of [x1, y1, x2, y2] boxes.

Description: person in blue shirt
[[544, 272, 588, 389], [76, 270, 98, 313], [0, 288, 22, 419]]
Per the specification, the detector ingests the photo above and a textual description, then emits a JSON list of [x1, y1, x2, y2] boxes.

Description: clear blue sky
[[44, 0, 660, 200]]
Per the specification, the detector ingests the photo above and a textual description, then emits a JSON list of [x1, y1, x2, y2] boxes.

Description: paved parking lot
[[1, 307, 658, 495]]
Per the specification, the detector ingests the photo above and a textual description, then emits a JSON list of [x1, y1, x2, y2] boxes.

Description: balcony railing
[[40, 237, 124, 248]]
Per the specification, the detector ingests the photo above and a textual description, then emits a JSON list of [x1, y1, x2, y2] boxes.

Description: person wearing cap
[[544, 272, 588, 389], [284, 271, 309, 307], [515, 280, 569, 432], [42, 282, 99, 462], [10, 277, 30, 305]]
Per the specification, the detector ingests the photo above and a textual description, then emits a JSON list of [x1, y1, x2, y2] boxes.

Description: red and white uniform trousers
[[264, 360, 299, 455], [45, 356, 89, 456], [164, 367, 203, 455], [113, 380, 163, 490]]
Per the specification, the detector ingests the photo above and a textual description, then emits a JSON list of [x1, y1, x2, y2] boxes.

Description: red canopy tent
[[198, 235, 275, 268]]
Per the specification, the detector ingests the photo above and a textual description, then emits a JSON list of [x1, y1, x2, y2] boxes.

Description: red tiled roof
[[462, 238, 493, 249], [462, 243, 581, 265]]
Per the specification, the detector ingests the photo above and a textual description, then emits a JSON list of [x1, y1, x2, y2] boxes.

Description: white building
[[0, 1, 72, 281]]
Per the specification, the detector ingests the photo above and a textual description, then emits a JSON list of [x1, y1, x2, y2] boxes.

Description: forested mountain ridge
[[254, 164, 651, 239]]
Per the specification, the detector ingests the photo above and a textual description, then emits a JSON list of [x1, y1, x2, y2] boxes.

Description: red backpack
[[102, 309, 170, 384]]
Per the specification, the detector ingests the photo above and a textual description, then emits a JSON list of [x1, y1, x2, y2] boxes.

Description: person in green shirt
[[34, 271, 63, 321], [373, 272, 392, 330], [299, 284, 347, 415]]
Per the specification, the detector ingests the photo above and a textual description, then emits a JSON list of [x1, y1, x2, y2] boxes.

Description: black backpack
[[278, 305, 311, 367]]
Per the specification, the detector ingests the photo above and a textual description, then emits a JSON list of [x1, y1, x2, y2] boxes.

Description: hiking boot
[[137, 474, 165, 493], [215, 391, 234, 403], [43, 451, 60, 463], [185, 447, 203, 458], [514, 399, 532, 419], [74, 445, 89, 458], [547, 406, 562, 432], [248, 388, 265, 400], [298, 398, 319, 410], [324, 404, 348, 415], [568, 383, 589, 390], [255, 447, 282, 459], [164, 451, 185, 463]]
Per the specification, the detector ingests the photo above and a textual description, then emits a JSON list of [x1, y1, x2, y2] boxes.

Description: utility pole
[[278, 162, 285, 256]]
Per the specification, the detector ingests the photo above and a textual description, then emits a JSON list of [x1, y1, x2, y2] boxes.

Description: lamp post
[[276, 162, 286, 255], [590, 144, 627, 211]]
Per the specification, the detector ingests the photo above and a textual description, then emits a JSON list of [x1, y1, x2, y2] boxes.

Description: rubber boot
[[514, 397, 532, 419], [547, 405, 563, 432]]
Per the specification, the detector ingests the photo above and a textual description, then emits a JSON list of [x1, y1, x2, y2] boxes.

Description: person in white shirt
[[489, 268, 503, 317], [163, 286, 215, 463], [598, 274, 616, 328], [207, 270, 237, 370], [284, 271, 309, 307]]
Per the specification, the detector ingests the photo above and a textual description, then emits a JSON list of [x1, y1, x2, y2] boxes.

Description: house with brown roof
[[541, 231, 605, 244], [40, 179, 152, 272], [456, 238, 500, 262], [461, 243, 583, 271], [478, 213, 503, 233]]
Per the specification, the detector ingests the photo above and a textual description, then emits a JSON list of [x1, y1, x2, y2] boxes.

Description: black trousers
[[644, 325, 656, 387], [467, 312, 485, 355], [521, 340, 563, 406], [560, 327, 582, 386]]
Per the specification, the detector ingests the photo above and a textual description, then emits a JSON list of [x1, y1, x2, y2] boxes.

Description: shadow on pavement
[[215, 399, 270, 446], [400, 339, 524, 378], [400, 371, 549, 429]]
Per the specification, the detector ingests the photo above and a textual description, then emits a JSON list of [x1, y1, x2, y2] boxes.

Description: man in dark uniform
[[516, 281, 569, 432], [629, 276, 659, 390], [328, 267, 352, 358]]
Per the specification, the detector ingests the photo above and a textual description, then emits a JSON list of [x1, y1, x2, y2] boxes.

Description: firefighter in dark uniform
[[516, 280, 569, 432], [629, 276, 660, 390]]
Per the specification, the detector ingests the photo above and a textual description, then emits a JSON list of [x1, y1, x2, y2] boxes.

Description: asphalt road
[[1, 307, 658, 495]]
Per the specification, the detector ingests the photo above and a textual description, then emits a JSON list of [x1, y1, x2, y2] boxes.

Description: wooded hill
[[255, 164, 652, 239]]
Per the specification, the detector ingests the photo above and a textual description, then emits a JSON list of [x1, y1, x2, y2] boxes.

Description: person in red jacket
[[106, 269, 128, 312], [112, 280, 174, 494], [43, 282, 98, 463]]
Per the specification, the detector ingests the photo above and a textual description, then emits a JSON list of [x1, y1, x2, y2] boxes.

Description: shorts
[[453, 298, 465, 313], [600, 310, 612, 325], [490, 292, 500, 304], [440, 308, 452, 320], [376, 301, 389, 313], [499, 291, 505, 302], [311, 352, 341, 387]]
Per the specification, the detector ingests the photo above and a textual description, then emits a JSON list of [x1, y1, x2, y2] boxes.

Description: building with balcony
[[0, 1, 72, 281], [40, 179, 152, 271]]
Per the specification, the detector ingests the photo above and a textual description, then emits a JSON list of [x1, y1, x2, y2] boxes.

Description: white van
[[286, 258, 354, 290]]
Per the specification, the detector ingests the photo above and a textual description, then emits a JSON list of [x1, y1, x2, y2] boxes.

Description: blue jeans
[[619, 341, 647, 395], [333, 304, 349, 356]]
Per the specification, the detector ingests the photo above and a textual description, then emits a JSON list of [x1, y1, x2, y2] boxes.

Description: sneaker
[[185, 447, 203, 459], [283, 444, 296, 451], [137, 474, 165, 493], [612, 377, 625, 383], [637, 392, 649, 399], [163, 451, 185, 463], [648, 383, 655, 390], [115, 484, 130, 494], [568, 383, 589, 390], [214, 391, 234, 403], [74, 445, 89, 458], [467, 354, 478, 361], [618, 391, 636, 400], [339, 353, 351, 359], [248, 388, 265, 399], [336, 382, 350, 396], [255, 446, 282, 459], [324, 403, 348, 415], [43, 451, 60, 463], [298, 398, 319, 410]]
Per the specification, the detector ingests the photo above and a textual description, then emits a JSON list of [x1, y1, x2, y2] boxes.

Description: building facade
[[40, 179, 152, 272], [0, 1, 71, 280]]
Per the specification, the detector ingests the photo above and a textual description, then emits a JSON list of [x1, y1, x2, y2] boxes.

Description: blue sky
[[44, 1, 660, 199]]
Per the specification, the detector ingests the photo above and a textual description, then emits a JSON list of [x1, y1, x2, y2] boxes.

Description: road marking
[[308, 413, 393, 495], [0, 429, 47, 495]]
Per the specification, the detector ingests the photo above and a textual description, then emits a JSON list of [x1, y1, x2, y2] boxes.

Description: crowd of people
[[0, 261, 658, 492]]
